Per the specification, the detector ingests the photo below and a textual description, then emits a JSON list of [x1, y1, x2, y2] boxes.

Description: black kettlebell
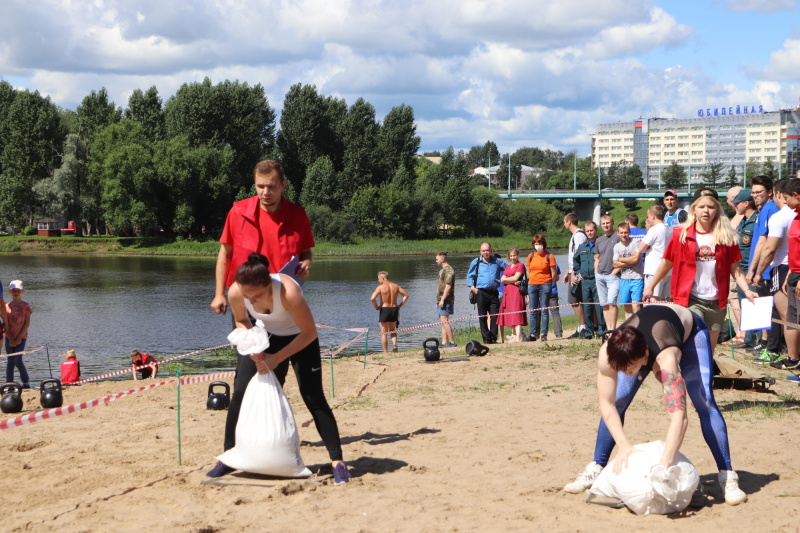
[[40, 379, 63, 409], [465, 340, 490, 357], [423, 338, 441, 362], [0, 382, 23, 414], [207, 382, 230, 410]]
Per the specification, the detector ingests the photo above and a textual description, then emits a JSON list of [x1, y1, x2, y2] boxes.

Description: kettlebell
[[423, 338, 441, 362], [40, 379, 63, 409], [207, 382, 230, 410], [0, 382, 23, 414], [465, 340, 490, 357]]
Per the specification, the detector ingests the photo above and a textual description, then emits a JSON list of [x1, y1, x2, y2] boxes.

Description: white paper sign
[[739, 296, 774, 331]]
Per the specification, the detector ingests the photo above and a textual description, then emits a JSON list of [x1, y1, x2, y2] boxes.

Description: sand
[[1, 340, 799, 533]]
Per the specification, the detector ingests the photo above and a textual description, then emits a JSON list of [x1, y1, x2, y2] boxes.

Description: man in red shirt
[[210, 160, 315, 315]]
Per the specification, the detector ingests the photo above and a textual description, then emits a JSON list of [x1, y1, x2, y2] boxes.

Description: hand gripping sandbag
[[589, 441, 699, 515], [227, 327, 270, 355], [218, 372, 312, 478]]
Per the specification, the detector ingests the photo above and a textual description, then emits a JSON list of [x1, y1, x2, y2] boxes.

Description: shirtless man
[[370, 271, 409, 353]]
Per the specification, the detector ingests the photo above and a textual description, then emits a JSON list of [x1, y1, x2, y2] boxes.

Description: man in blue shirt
[[467, 242, 507, 344], [746, 175, 779, 355]]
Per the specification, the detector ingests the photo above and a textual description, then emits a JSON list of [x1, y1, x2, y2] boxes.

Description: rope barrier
[[0, 345, 47, 359]]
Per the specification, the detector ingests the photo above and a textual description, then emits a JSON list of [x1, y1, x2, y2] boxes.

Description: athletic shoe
[[446, 343, 458, 348], [392, 346, 398, 353], [567, 330, 582, 339], [332, 462, 351, 485], [528, 335, 538, 342], [785, 375, 800, 384], [748, 343, 766, 354], [540, 335, 548, 342], [206, 461, 235, 478], [733, 342, 752, 350], [769, 358, 800, 370], [718, 470, 747, 505], [563, 461, 603, 493], [752, 349, 781, 364]]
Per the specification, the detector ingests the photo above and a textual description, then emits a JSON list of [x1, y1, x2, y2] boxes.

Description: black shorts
[[770, 264, 789, 294], [379, 307, 399, 323], [567, 280, 583, 304]]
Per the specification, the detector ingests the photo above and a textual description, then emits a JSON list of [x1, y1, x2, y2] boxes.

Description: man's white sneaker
[[564, 461, 603, 493], [719, 470, 747, 505]]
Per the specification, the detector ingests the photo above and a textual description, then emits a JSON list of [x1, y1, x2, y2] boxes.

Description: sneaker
[[770, 358, 800, 370], [785, 375, 800, 384], [332, 462, 351, 485], [732, 342, 752, 350], [563, 461, 603, 493], [206, 461, 235, 478], [752, 349, 781, 364], [718, 470, 747, 505], [528, 335, 538, 342], [567, 330, 582, 339], [748, 343, 766, 354], [540, 335, 547, 342], [392, 346, 398, 353]]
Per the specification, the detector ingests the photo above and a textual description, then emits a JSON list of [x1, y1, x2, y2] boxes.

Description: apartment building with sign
[[592, 107, 800, 183]]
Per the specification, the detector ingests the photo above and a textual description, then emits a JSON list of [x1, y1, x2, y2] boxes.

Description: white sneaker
[[718, 470, 747, 505], [564, 461, 603, 493]]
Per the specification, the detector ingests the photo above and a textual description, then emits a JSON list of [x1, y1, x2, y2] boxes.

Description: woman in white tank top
[[206, 252, 350, 485]]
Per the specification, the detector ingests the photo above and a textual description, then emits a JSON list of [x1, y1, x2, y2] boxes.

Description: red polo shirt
[[220, 196, 315, 287]]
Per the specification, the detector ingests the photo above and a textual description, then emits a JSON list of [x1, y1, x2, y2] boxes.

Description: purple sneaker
[[206, 461, 235, 478], [332, 462, 351, 485]]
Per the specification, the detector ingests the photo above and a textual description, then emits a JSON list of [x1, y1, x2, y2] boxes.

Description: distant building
[[592, 107, 800, 184], [471, 164, 550, 189]]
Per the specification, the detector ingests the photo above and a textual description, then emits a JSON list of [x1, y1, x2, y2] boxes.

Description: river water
[[0, 252, 572, 381]]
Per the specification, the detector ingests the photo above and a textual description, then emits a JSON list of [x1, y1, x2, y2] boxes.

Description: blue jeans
[[528, 282, 552, 338], [5, 338, 30, 385]]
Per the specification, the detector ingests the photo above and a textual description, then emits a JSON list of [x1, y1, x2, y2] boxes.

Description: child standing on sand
[[5, 280, 32, 388]]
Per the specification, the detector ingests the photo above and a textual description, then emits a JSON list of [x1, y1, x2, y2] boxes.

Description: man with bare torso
[[370, 271, 409, 353]]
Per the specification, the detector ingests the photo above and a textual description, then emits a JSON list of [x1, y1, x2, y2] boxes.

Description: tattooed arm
[[654, 347, 688, 467]]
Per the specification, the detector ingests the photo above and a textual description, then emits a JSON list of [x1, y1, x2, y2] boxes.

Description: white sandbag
[[218, 372, 312, 478], [589, 441, 699, 515], [227, 327, 270, 355]]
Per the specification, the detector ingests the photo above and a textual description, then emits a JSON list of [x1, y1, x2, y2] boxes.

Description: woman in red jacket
[[644, 189, 757, 351]]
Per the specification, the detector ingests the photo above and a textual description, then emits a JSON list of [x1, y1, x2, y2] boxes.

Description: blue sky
[[2, 0, 800, 157]]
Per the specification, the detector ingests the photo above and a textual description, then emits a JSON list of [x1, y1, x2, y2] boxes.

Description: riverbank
[[2, 340, 798, 532], [0, 231, 569, 257]]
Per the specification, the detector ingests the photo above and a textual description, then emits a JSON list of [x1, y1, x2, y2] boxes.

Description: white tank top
[[243, 274, 302, 336]]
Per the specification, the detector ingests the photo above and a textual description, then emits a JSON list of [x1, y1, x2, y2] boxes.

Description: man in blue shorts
[[613, 223, 645, 321]]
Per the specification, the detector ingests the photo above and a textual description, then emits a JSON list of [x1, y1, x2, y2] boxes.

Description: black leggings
[[223, 334, 343, 462]]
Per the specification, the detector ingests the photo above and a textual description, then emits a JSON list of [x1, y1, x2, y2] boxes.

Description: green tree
[[0, 89, 64, 225], [300, 156, 339, 209], [726, 165, 739, 188], [744, 158, 763, 182], [126, 86, 165, 142], [467, 186, 508, 236], [277, 84, 343, 193], [33, 133, 89, 229], [505, 199, 561, 236], [701, 162, 724, 187], [340, 97, 380, 192], [165, 77, 275, 197], [76, 87, 122, 140], [377, 104, 420, 179], [88, 121, 157, 234], [762, 158, 778, 181], [662, 162, 686, 190], [621, 163, 644, 189]]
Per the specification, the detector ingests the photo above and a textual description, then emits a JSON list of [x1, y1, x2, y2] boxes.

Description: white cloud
[[585, 7, 693, 60], [752, 38, 800, 81], [723, 0, 796, 13]]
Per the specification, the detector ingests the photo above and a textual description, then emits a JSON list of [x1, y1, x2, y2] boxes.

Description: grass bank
[[0, 199, 657, 257]]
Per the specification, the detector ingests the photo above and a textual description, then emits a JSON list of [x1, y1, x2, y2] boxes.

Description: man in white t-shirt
[[612, 223, 644, 320], [751, 179, 796, 364], [635, 205, 673, 299]]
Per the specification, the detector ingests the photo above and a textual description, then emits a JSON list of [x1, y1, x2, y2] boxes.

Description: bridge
[[495, 188, 695, 222]]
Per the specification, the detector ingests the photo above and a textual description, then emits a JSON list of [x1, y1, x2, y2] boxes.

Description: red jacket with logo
[[663, 224, 741, 309]]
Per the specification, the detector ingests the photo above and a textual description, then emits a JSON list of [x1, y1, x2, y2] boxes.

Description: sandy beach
[[2, 340, 799, 532]]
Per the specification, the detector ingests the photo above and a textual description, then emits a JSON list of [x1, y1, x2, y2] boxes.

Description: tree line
[[0, 79, 594, 242]]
